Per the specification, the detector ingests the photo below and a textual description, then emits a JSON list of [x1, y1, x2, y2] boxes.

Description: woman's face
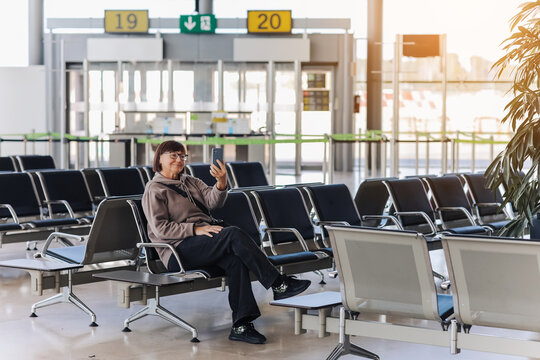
[[159, 150, 187, 177]]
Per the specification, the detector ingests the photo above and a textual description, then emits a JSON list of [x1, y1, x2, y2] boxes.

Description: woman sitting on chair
[[142, 140, 311, 344]]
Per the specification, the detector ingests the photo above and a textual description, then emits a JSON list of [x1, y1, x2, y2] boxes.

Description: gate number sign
[[247, 10, 292, 33], [105, 10, 149, 33]]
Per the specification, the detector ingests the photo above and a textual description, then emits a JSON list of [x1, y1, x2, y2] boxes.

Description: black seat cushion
[[267, 251, 319, 266], [0, 223, 24, 231], [25, 218, 80, 228]]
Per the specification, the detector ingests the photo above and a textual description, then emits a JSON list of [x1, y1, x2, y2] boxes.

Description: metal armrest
[[34, 232, 86, 259], [43, 199, 75, 218], [137, 242, 186, 275], [315, 220, 350, 226], [437, 206, 476, 226], [394, 211, 438, 235], [0, 203, 20, 224], [264, 227, 310, 252], [362, 215, 403, 229]]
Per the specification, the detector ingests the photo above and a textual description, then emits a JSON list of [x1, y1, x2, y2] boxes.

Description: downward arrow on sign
[[184, 16, 196, 30]]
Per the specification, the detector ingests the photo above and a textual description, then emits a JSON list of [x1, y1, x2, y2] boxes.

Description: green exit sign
[[180, 14, 217, 33]]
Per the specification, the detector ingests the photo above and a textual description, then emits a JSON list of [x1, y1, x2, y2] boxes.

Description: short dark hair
[[153, 140, 186, 173]]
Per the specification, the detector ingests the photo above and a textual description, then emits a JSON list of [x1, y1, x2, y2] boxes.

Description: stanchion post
[[323, 134, 328, 183], [415, 132, 419, 175], [130, 137, 136, 166], [451, 138, 456, 173], [328, 134, 334, 184], [456, 132, 460, 172], [471, 132, 476, 173], [425, 137, 430, 175], [380, 136, 387, 178], [489, 135, 494, 162]]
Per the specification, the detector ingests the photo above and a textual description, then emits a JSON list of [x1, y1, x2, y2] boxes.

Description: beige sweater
[[142, 172, 228, 266]]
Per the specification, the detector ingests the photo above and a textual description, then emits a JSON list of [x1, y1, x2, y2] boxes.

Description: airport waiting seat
[[185, 163, 216, 186], [81, 168, 114, 205], [304, 184, 362, 247], [325, 226, 453, 360], [96, 168, 145, 197], [384, 178, 489, 243], [461, 173, 511, 229], [15, 155, 56, 171], [210, 191, 322, 268], [227, 161, 269, 187], [33, 197, 142, 326], [0, 172, 80, 229], [353, 177, 398, 228], [37, 170, 94, 222], [252, 188, 331, 257], [442, 234, 540, 335], [423, 176, 496, 234], [0, 156, 17, 171]]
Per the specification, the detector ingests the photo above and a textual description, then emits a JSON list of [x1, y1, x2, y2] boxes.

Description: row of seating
[[352, 172, 511, 237], [0, 155, 56, 172], [280, 226, 540, 359]]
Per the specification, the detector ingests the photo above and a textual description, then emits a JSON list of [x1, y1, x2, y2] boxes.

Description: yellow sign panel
[[105, 10, 149, 33], [247, 10, 292, 33]]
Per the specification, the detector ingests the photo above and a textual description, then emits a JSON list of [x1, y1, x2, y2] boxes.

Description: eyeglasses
[[164, 152, 189, 161]]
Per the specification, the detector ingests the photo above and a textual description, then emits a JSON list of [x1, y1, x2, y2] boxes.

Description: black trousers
[[168, 226, 280, 325]]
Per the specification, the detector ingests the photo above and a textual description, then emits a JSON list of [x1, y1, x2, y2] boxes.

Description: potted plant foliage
[[485, 1, 540, 236]]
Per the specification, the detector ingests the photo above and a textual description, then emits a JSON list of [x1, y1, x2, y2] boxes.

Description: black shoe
[[228, 322, 267, 344], [272, 276, 311, 300]]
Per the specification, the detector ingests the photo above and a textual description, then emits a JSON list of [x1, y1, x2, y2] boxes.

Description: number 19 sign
[[247, 10, 292, 33], [105, 10, 149, 33]]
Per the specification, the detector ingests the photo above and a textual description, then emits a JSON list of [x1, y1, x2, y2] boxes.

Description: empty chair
[[96, 168, 145, 197], [423, 176, 494, 234], [37, 170, 94, 221], [210, 192, 322, 268], [442, 234, 540, 334], [32, 197, 141, 325], [185, 163, 216, 186], [252, 188, 329, 256], [227, 161, 269, 187], [325, 226, 453, 360], [462, 173, 510, 229], [0, 172, 79, 229], [130, 166, 149, 184], [354, 177, 398, 228], [0, 156, 17, 171], [16, 155, 56, 171], [304, 184, 362, 246]]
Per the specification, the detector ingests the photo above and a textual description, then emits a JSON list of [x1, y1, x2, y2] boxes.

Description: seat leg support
[[325, 307, 379, 360], [123, 286, 199, 342], [30, 270, 97, 326]]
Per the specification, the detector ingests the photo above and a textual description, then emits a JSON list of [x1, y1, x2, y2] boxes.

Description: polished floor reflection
[[0, 239, 535, 360]]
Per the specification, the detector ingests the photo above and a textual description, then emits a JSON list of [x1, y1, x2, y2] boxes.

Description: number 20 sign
[[247, 10, 292, 33], [105, 10, 149, 33]]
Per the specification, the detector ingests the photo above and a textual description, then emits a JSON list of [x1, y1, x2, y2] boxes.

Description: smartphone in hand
[[211, 147, 223, 167]]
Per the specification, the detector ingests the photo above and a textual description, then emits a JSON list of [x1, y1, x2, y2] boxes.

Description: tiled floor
[[0, 171, 536, 359]]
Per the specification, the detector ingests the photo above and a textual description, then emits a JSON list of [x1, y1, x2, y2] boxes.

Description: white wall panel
[[86, 38, 163, 62], [0, 66, 46, 155], [233, 38, 310, 62]]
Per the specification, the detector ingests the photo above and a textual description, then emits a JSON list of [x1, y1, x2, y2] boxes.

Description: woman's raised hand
[[210, 159, 227, 190]]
